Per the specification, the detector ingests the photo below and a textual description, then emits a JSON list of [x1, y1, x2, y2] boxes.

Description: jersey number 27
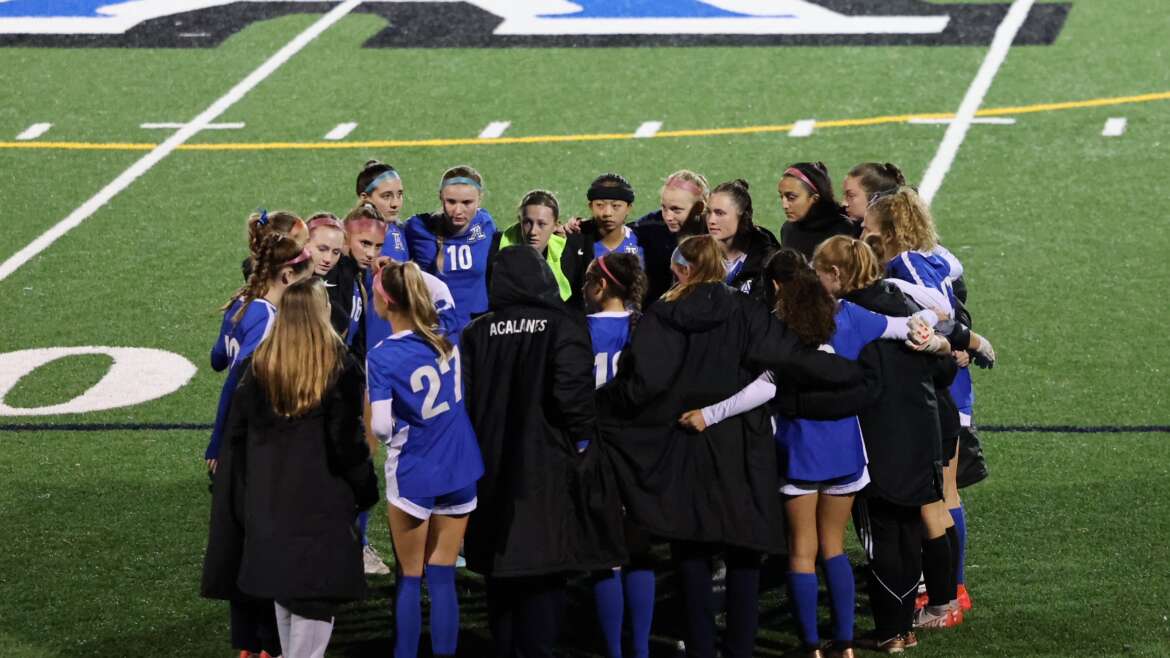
[[410, 347, 463, 420]]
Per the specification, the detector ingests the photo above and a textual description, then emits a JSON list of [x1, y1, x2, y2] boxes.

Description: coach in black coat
[[596, 282, 862, 554], [201, 356, 378, 620], [461, 246, 627, 578]]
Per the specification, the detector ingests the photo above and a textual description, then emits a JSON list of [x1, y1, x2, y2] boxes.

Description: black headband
[[587, 182, 635, 204]]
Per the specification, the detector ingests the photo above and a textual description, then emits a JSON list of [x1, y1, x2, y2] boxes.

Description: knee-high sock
[[674, 543, 715, 658], [823, 555, 855, 642], [593, 570, 625, 658], [921, 534, 955, 607], [944, 526, 960, 596], [427, 565, 459, 656], [788, 571, 820, 646], [358, 510, 370, 547], [723, 552, 761, 658], [394, 576, 422, 658], [623, 569, 655, 658], [949, 506, 967, 585]]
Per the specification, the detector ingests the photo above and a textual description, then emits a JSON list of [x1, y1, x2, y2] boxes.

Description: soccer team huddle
[[200, 158, 998, 658]]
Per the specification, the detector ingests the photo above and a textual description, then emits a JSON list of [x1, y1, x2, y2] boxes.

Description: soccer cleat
[[914, 603, 962, 629], [854, 634, 905, 653], [902, 632, 918, 648], [957, 584, 973, 612], [914, 591, 929, 611], [363, 544, 391, 576], [827, 645, 855, 658]]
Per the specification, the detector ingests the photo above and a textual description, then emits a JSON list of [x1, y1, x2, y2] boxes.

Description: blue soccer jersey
[[206, 298, 276, 459], [365, 270, 459, 348], [405, 209, 495, 334], [775, 301, 888, 483], [593, 225, 644, 262], [365, 223, 412, 349], [367, 332, 483, 498], [587, 311, 631, 389]]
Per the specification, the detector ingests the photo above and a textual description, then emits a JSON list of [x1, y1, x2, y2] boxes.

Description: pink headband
[[283, 246, 312, 267], [372, 266, 397, 307], [784, 167, 819, 195], [346, 218, 387, 236], [596, 255, 626, 291], [308, 216, 345, 234], [665, 176, 704, 197]]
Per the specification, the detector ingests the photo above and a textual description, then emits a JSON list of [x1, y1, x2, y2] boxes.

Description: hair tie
[[372, 266, 397, 307], [363, 169, 401, 195], [440, 176, 482, 192], [596, 255, 626, 291], [784, 167, 819, 196], [665, 177, 703, 197], [257, 208, 269, 226], [671, 246, 690, 268], [283, 246, 312, 267]]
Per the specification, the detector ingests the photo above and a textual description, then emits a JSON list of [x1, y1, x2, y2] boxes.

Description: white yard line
[[140, 122, 246, 130], [0, 0, 363, 283], [479, 121, 512, 139], [1101, 117, 1127, 137], [788, 119, 817, 137], [16, 123, 53, 140], [325, 121, 358, 140], [918, 0, 1035, 205], [634, 121, 663, 138]]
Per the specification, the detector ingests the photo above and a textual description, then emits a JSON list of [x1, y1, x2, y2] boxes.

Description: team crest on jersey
[[467, 224, 486, 243], [0, 1, 1069, 48], [392, 231, 405, 252]]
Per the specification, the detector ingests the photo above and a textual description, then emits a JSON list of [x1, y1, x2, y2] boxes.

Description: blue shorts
[[387, 481, 478, 521]]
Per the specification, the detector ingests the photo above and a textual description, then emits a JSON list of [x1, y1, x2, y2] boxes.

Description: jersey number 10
[[410, 347, 463, 420], [593, 351, 621, 388], [445, 244, 473, 271]]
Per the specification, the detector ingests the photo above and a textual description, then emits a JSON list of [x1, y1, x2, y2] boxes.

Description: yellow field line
[[2, 90, 1167, 153]]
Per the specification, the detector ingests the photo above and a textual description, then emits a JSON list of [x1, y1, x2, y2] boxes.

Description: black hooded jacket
[[727, 225, 780, 305], [597, 283, 863, 553], [461, 246, 627, 577], [780, 204, 855, 260], [631, 211, 679, 304]]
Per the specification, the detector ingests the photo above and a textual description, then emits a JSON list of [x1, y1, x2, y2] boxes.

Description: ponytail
[[812, 235, 882, 295], [225, 232, 310, 323], [375, 261, 453, 359]]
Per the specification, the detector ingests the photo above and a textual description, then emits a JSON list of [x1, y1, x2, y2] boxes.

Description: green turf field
[[1, 0, 1168, 655]]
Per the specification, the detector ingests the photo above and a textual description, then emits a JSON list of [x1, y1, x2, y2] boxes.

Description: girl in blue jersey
[[207, 226, 314, 658], [865, 189, 996, 627], [405, 166, 496, 335], [580, 173, 645, 263], [367, 260, 484, 658], [583, 252, 655, 658], [683, 249, 942, 657], [358, 161, 412, 348]]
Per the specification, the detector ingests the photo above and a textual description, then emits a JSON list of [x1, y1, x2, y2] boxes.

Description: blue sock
[[593, 570, 624, 658], [788, 571, 820, 646], [358, 510, 370, 546], [950, 506, 967, 585], [823, 555, 855, 642], [394, 575, 422, 658], [623, 568, 655, 658], [426, 565, 459, 656]]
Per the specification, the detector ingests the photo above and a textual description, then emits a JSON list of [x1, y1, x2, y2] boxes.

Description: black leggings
[[853, 497, 923, 638], [229, 598, 281, 655], [486, 574, 568, 658], [671, 541, 761, 658]]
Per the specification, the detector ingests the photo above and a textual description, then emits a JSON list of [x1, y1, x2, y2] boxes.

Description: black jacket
[[780, 206, 855, 260], [201, 356, 378, 616], [597, 283, 863, 553], [461, 246, 627, 577], [631, 212, 680, 304], [727, 225, 780, 305], [485, 228, 588, 312]]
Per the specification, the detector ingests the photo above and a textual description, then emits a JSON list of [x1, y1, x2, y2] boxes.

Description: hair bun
[[882, 162, 906, 185], [733, 178, 750, 190], [364, 159, 382, 169]]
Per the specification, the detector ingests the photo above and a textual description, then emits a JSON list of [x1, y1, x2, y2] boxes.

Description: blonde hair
[[252, 278, 345, 417], [662, 235, 726, 302], [868, 186, 938, 258], [376, 261, 453, 359], [813, 236, 882, 295]]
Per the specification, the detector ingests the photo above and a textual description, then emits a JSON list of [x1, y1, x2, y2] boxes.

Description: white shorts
[[781, 466, 870, 497], [384, 442, 477, 520]]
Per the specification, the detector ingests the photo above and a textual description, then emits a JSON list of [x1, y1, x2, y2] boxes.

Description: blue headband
[[671, 246, 690, 268], [440, 176, 482, 191], [363, 169, 401, 195]]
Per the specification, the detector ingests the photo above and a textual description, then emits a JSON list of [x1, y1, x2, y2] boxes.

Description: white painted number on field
[[16, 123, 52, 140], [1102, 117, 1127, 137], [325, 122, 358, 140], [0, 347, 197, 416], [789, 119, 816, 137], [634, 121, 662, 138], [479, 121, 511, 139]]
